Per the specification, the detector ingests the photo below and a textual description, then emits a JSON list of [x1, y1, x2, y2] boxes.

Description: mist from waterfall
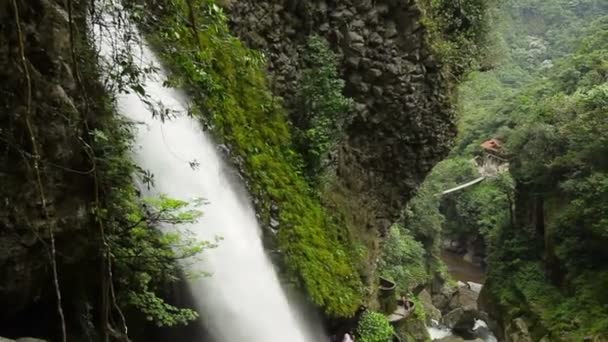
[[94, 6, 314, 342]]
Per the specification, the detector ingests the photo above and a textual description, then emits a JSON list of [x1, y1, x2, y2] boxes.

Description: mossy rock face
[[394, 316, 432, 342], [140, 0, 364, 317], [228, 0, 457, 236]]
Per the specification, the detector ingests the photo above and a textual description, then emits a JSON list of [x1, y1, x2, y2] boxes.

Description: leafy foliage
[[93, 112, 213, 327], [441, 174, 513, 249], [294, 35, 353, 180], [111, 195, 215, 326], [487, 247, 608, 339], [140, 0, 362, 317], [356, 311, 395, 342], [417, 0, 495, 76], [397, 2, 607, 338], [379, 225, 430, 291], [452, 2, 608, 339]]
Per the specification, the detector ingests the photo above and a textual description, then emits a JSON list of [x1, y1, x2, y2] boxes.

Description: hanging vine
[[11, 0, 67, 341], [66, 0, 135, 338]]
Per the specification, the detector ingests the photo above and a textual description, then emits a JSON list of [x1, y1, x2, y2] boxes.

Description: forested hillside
[[380, 0, 608, 340]]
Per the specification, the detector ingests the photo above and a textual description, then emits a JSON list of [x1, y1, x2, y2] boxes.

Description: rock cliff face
[[0, 0, 99, 337], [228, 0, 456, 232]]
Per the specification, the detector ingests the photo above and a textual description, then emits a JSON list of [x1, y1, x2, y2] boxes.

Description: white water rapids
[[94, 8, 313, 342]]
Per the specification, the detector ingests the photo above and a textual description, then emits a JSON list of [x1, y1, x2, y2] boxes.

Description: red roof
[[480, 139, 503, 152]]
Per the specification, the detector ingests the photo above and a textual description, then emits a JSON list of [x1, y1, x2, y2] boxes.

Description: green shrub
[[379, 225, 430, 291], [294, 35, 353, 180], [417, 0, 494, 76], [357, 311, 395, 342], [93, 106, 215, 326]]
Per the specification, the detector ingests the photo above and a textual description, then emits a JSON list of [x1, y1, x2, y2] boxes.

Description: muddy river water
[[440, 250, 486, 284]]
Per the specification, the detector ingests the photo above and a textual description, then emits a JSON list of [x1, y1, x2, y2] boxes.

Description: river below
[[427, 250, 498, 342], [440, 250, 486, 284]]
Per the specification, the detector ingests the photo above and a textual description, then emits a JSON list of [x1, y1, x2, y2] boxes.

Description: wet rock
[[441, 307, 466, 329], [369, 32, 383, 46], [441, 307, 487, 339], [473, 322, 494, 342], [432, 283, 458, 313], [432, 293, 450, 313], [346, 56, 361, 67], [270, 217, 280, 230], [418, 289, 442, 325], [217, 144, 231, 156], [394, 315, 432, 342], [467, 282, 483, 294], [367, 68, 383, 79], [347, 31, 364, 43], [448, 285, 479, 311], [505, 317, 534, 342]]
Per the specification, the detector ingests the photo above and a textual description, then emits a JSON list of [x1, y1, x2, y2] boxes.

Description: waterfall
[[94, 6, 313, 342]]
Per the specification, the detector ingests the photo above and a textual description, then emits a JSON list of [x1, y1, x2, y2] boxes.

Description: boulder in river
[[432, 281, 479, 313], [418, 289, 442, 325], [467, 282, 483, 294], [432, 282, 458, 313], [394, 315, 432, 342], [448, 285, 479, 312], [441, 307, 488, 340], [441, 307, 467, 329]]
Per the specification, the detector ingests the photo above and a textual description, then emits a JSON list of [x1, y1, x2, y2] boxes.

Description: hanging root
[[12, 0, 67, 341], [67, 0, 129, 339]]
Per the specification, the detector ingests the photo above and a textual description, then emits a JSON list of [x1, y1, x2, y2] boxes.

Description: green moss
[[321, 177, 380, 301], [395, 317, 432, 342], [417, 0, 494, 76], [293, 35, 353, 180], [141, 0, 362, 317]]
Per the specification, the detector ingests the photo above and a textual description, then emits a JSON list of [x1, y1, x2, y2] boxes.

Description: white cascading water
[[94, 7, 313, 342]]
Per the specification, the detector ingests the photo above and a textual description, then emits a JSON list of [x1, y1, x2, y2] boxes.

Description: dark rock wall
[[228, 0, 456, 233], [0, 0, 98, 337]]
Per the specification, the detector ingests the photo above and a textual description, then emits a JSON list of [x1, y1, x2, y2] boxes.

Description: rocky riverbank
[[421, 281, 498, 342], [416, 248, 498, 342]]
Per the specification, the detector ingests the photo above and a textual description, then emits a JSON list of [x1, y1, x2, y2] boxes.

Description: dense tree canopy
[[380, 0, 607, 338]]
